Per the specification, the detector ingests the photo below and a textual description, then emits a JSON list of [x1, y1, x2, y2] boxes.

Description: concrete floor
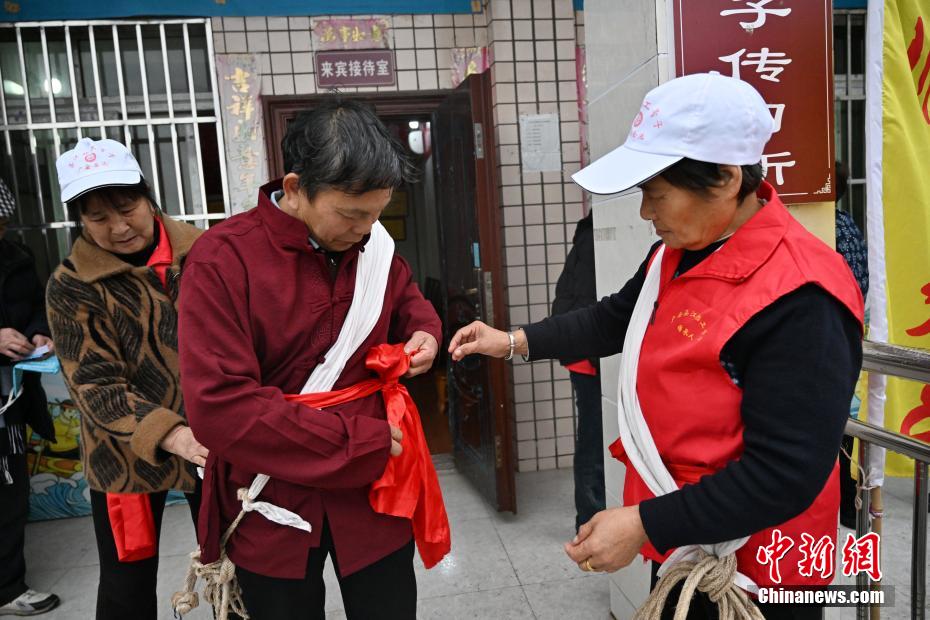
[[20, 468, 928, 619], [22, 467, 609, 619]]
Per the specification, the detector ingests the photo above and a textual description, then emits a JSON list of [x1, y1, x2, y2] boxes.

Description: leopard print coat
[[46, 216, 201, 493]]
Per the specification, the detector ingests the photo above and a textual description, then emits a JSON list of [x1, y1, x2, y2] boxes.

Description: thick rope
[[633, 551, 765, 620], [172, 488, 252, 620]]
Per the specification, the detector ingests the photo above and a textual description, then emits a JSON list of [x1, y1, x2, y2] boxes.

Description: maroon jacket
[[178, 181, 442, 578]]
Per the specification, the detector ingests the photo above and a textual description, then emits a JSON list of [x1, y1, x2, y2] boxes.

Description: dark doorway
[[263, 73, 516, 512]]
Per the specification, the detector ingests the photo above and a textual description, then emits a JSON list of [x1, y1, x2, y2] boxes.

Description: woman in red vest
[[450, 73, 864, 619], [47, 138, 206, 620]]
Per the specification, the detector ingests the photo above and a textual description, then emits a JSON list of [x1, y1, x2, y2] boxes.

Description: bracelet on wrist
[[504, 331, 516, 361]]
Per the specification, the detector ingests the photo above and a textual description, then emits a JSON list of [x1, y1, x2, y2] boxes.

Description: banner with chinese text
[[865, 0, 930, 477], [311, 18, 390, 50], [673, 0, 834, 203], [216, 54, 267, 215]]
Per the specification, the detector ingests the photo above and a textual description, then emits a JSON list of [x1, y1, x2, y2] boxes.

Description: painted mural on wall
[[26, 400, 88, 520], [26, 397, 185, 521]]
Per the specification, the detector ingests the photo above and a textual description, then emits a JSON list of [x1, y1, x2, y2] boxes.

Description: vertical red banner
[[673, 0, 834, 203]]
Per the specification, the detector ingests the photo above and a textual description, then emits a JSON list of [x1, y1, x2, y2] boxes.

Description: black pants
[[236, 519, 417, 620], [571, 372, 606, 531], [0, 453, 29, 606], [651, 563, 823, 620], [90, 481, 200, 620]]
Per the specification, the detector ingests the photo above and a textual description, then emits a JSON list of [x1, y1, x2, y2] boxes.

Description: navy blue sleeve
[[522, 242, 660, 362]]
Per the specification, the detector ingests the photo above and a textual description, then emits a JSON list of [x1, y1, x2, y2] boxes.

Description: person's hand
[[31, 334, 54, 352], [448, 321, 524, 361], [0, 328, 35, 361], [160, 425, 209, 467], [404, 331, 439, 378], [390, 425, 403, 457], [564, 506, 649, 573]]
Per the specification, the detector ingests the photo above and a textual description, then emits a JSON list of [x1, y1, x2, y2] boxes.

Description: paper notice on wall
[[519, 113, 561, 173]]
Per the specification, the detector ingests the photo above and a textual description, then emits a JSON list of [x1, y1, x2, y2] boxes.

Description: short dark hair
[[657, 158, 765, 202], [66, 180, 159, 224], [281, 99, 418, 200]]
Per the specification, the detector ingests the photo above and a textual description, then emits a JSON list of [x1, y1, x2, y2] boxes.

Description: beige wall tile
[[272, 74, 294, 95]]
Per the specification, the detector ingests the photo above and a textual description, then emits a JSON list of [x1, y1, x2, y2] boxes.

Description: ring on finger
[[583, 559, 596, 572]]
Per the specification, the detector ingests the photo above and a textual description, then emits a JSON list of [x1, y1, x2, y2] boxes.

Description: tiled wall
[[211, 0, 586, 473], [212, 13, 489, 94], [485, 0, 585, 473]]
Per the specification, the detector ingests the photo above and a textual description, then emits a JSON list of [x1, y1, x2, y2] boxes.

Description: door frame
[[262, 82, 517, 511], [263, 91, 449, 179], [463, 74, 516, 511]]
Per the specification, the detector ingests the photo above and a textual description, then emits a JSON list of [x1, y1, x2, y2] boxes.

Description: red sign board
[[315, 49, 396, 89], [673, 0, 834, 203]]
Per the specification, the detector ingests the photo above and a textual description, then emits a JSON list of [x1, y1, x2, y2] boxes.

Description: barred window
[[834, 9, 867, 233], [0, 18, 230, 281]]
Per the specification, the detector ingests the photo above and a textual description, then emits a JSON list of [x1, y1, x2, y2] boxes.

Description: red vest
[[609, 182, 864, 588]]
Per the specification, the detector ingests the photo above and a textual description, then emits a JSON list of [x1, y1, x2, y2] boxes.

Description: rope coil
[[172, 488, 252, 620], [634, 551, 764, 620]]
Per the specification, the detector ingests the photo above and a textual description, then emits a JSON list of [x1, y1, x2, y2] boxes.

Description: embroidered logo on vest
[[670, 308, 708, 342]]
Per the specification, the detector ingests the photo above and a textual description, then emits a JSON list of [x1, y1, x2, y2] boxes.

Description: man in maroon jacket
[[178, 100, 441, 620]]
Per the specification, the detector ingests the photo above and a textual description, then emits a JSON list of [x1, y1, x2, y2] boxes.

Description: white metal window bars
[[0, 18, 230, 277]]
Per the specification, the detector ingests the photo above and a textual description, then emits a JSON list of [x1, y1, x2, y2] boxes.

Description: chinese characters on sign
[[315, 50, 396, 89], [311, 18, 390, 51], [756, 531, 882, 584], [673, 0, 834, 203], [216, 54, 266, 214]]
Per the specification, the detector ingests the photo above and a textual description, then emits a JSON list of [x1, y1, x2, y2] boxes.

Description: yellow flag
[[869, 0, 930, 476]]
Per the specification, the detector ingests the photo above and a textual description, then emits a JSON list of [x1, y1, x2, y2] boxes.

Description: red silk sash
[[105, 493, 157, 562], [285, 343, 451, 568]]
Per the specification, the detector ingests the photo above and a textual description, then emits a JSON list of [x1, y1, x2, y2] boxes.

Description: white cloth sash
[[238, 222, 396, 533], [616, 244, 758, 595]]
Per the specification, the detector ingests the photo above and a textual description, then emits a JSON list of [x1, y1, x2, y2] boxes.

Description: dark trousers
[[651, 563, 823, 620], [90, 481, 200, 620], [236, 519, 417, 620], [571, 371, 606, 531], [0, 453, 29, 606]]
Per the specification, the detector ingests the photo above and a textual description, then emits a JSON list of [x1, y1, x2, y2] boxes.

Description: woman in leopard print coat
[[46, 138, 207, 620]]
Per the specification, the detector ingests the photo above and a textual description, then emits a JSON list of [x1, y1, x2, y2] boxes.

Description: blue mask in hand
[[12, 355, 61, 395], [1, 355, 61, 417]]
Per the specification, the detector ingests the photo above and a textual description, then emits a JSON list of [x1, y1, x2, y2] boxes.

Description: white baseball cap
[[572, 72, 775, 195], [56, 137, 144, 203]]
